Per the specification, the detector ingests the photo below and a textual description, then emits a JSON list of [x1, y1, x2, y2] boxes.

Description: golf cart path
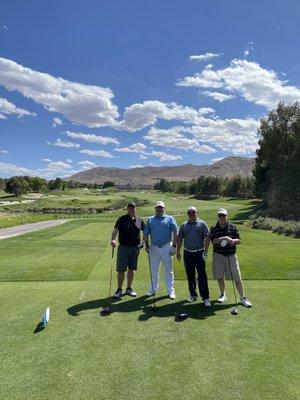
[[0, 220, 68, 240]]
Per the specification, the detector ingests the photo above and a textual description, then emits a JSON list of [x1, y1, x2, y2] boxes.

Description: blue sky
[[0, 0, 300, 178]]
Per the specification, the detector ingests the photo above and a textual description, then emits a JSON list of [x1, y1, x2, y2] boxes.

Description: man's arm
[[176, 236, 183, 261], [110, 227, 118, 247]]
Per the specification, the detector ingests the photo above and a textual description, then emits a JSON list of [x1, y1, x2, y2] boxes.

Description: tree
[[254, 102, 300, 218], [0, 178, 5, 191], [103, 181, 115, 189], [5, 176, 29, 196]]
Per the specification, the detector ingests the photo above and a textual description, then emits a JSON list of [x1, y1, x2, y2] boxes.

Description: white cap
[[155, 201, 165, 208], [187, 206, 197, 212], [217, 208, 228, 215]]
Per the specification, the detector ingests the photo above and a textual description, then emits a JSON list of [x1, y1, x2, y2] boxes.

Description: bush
[[250, 217, 300, 237]]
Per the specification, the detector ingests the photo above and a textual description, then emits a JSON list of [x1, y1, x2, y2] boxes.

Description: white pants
[[148, 243, 175, 294]]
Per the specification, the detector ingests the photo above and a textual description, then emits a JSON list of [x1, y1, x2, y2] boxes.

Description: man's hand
[[176, 252, 181, 261], [202, 251, 207, 261], [110, 240, 117, 247], [169, 246, 176, 256]]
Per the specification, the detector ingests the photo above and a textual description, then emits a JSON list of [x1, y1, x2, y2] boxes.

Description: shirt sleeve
[[232, 225, 240, 239], [169, 216, 178, 233], [114, 217, 121, 230], [144, 218, 151, 236], [202, 222, 210, 237], [178, 224, 185, 239], [141, 218, 145, 231], [209, 225, 218, 240]]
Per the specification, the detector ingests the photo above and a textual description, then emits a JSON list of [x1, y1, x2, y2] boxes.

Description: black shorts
[[116, 245, 139, 272]]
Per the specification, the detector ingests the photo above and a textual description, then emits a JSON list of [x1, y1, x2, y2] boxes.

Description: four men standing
[[110, 200, 252, 308]]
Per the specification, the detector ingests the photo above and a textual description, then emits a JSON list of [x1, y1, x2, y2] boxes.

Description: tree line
[[0, 176, 116, 196], [154, 175, 255, 199]]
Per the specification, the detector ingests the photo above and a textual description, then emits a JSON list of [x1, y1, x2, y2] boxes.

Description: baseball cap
[[217, 208, 228, 215], [187, 206, 197, 213], [155, 201, 165, 208], [127, 202, 136, 207]]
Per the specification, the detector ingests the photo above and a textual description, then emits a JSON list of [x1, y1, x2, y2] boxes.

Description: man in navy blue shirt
[[144, 201, 178, 299], [111, 202, 145, 299], [177, 206, 211, 307]]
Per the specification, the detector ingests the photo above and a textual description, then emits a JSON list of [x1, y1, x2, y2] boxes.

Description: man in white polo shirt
[[176, 206, 211, 307], [144, 201, 178, 299]]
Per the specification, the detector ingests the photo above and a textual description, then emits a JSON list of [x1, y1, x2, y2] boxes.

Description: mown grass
[[0, 191, 299, 400]]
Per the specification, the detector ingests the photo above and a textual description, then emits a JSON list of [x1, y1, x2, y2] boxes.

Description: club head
[[178, 312, 188, 320], [231, 307, 239, 315], [100, 307, 111, 316]]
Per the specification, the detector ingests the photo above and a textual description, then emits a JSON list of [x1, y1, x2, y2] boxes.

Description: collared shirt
[[115, 214, 145, 246], [144, 214, 178, 246], [209, 221, 240, 255], [178, 219, 209, 251]]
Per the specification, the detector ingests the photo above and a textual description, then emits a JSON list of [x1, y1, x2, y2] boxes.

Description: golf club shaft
[[227, 255, 238, 306], [108, 246, 114, 298], [147, 252, 157, 308]]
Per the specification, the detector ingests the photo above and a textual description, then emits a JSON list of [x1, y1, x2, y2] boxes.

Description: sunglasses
[[218, 214, 226, 217], [188, 211, 196, 214]]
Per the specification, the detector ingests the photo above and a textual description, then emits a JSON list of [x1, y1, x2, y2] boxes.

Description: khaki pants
[[212, 252, 242, 281]]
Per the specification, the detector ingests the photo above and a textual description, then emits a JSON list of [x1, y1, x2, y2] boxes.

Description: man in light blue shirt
[[144, 201, 178, 299]]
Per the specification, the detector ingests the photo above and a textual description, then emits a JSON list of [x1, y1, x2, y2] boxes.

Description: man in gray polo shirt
[[176, 206, 211, 307]]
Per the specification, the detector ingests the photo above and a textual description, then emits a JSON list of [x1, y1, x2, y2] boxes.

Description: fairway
[[0, 194, 299, 400]]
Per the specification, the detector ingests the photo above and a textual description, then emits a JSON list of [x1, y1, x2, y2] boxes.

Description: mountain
[[69, 156, 255, 186]]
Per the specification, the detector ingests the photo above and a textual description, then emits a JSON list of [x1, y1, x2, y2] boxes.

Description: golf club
[[147, 252, 157, 311], [227, 255, 239, 315], [100, 246, 115, 316], [177, 299, 192, 320]]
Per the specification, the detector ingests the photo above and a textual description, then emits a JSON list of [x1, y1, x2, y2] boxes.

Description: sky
[[0, 0, 300, 179]]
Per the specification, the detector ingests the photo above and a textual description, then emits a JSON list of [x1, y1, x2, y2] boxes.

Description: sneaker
[[146, 289, 157, 297], [217, 293, 227, 304], [113, 288, 122, 299], [126, 287, 137, 297], [169, 292, 176, 300], [240, 297, 252, 308], [187, 295, 197, 302], [204, 299, 211, 307]]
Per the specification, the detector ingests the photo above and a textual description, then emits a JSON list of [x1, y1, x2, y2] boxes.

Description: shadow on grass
[[230, 199, 262, 222], [67, 295, 235, 321]]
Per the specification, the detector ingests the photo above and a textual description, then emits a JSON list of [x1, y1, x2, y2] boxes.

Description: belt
[[184, 248, 204, 253]]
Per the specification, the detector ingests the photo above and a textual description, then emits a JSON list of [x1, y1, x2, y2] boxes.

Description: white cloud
[[66, 159, 73, 163], [149, 151, 182, 162], [189, 117, 260, 155], [65, 130, 119, 145], [0, 97, 35, 119], [128, 164, 144, 169], [192, 145, 216, 154], [46, 161, 73, 170], [177, 59, 300, 109], [190, 53, 221, 62], [0, 57, 119, 127], [80, 149, 114, 158], [244, 42, 254, 58], [0, 162, 33, 175], [42, 158, 52, 162], [0, 149, 9, 154], [78, 160, 97, 170], [48, 139, 80, 149], [120, 100, 215, 132], [52, 117, 63, 127], [139, 154, 147, 160], [2, 26, 8, 30], [114, 142, 147, 153], [203, 91, 235, 102]]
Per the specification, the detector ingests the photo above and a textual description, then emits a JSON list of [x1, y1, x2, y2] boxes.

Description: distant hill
[[69, 156, 255, 186]]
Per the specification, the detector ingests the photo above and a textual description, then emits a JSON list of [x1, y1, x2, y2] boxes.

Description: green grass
[[0, 191, 299, 399]]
